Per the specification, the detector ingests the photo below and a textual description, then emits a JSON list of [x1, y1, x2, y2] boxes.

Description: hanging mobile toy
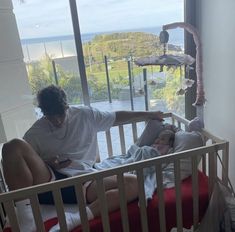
[[162, 22, 205, 122], [159, 35, 195, 96], [134, 22, 204, 121]]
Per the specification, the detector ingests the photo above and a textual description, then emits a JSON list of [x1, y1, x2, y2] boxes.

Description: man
[[2, 85, 163, 228]]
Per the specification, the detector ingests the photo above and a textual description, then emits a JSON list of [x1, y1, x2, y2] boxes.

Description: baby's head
[[155, 129, 175, 146]]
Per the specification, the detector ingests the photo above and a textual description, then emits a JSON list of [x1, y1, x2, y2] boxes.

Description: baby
[[151, 129, 175, 156]]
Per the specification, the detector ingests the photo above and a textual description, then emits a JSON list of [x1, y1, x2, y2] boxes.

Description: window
[[13, 0, 185, 115], [12, 0, 187, 159]]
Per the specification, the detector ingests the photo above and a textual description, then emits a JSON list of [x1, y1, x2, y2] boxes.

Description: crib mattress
[[42, 171, 208, 232]]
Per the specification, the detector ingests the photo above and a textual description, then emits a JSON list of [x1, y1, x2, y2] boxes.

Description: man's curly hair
[[37, 85, 68, 116]]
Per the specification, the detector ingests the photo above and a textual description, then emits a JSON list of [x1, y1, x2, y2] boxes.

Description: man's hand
[[45, 156, 72, 170], [149, 111, 164, 121]]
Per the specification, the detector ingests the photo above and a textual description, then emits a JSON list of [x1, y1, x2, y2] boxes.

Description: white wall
[[0, 0, 36, 142], [198, 0, 235, 187]]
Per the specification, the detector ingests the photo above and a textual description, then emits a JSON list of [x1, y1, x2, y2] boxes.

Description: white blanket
[[95, 144, 177, 199]]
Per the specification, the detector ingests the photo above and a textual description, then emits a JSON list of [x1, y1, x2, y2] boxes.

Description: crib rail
[[0, 113, 229, 232]]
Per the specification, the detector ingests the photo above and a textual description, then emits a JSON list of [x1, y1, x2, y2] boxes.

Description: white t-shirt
[[23, 106, 116, 176]]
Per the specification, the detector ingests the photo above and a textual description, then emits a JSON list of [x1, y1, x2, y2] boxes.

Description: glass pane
[[12, 0, 83, 109], [77, 0, 185, 116]]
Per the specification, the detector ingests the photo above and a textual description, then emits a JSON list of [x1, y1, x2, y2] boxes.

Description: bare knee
[[2, 139, 25, 161], [123, 174, 138, 199], [124, 174, 138, 189]]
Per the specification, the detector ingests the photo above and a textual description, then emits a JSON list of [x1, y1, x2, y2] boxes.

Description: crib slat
[[30, 195, 46, 232], [119, 125, 126, 154], [117, 173, 130, 232], [132, 122, 138, 143], [74, 183, 90, 232], [171, 113, 190, 126], [0, 219, 2, 232], [208, 152, 217, 196], [174, 160, 183, 232], [0, 203, 5, 230], [215, 152, 218, 178], [191, 156, 199, 229], [136, 169, 149, 232], [155, 164, 166, 232], [212, 141, 218, 179], [52, 189, 69, 232], [106, 130, 113, 157], [222, 142, 229, 186], [96, 136, 101, 162], [201, 155, 207, 174], [96, 178, 110, 232], [4, 201, 20, 232], [177, 121, 181, 130]]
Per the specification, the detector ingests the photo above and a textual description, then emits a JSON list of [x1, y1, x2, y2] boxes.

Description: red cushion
[[58, 171, 208, 232]]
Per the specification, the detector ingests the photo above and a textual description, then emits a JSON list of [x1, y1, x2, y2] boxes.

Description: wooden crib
[[0, 112, 229, 232]]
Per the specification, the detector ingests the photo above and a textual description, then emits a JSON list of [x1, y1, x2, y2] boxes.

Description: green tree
[[27, 54, 82, 104], [152, 67, 185, 115], [27, 54, 55, 95]]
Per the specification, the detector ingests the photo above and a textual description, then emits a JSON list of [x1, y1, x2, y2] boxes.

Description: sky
[[12, 0, 184, 39]]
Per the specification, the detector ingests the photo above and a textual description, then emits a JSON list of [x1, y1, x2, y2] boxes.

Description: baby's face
[[155, 133, 171, 145]]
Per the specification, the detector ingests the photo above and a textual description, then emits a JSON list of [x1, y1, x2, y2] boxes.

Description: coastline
[[21, 26, 184, 47]]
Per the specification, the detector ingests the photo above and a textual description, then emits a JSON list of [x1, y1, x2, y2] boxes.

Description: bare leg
[[86, 174, 138, 217], [2, 139, 51, 191], [49, 175, 138, 232]]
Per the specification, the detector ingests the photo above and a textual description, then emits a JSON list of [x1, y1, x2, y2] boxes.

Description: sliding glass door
[[13, 0, 185, 115]]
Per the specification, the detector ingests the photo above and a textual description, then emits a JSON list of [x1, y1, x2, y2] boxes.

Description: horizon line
[[20, 25, 165, 42]]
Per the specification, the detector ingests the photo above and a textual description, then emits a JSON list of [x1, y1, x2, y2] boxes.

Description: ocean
[[21, 26, 184, 46], [21, 26, 184, 61]]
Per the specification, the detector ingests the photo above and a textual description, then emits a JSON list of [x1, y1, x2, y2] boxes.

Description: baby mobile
[[135, 22, 205, 122]]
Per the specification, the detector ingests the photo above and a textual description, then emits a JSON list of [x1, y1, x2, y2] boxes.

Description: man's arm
[[114, 111, 164, 125]]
